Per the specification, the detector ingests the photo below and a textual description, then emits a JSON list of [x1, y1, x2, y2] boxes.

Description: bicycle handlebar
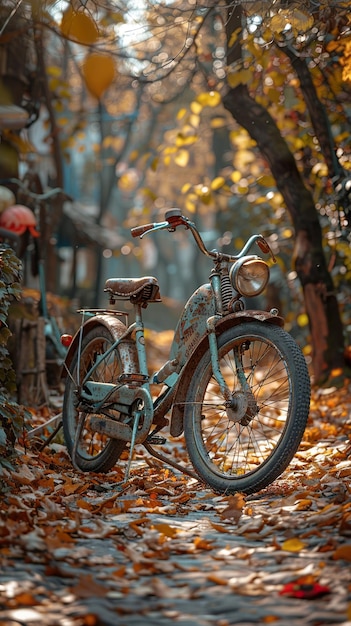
[[131, 209, 275, 262]]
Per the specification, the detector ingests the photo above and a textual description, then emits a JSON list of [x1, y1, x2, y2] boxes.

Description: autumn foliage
[[0, 373, 350, 623]]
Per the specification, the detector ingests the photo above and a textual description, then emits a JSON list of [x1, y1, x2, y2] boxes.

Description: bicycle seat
[[104, 276, 161, 305]]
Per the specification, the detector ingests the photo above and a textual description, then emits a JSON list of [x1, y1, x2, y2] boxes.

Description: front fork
[[207, 267, 250, 400], [206, 316, 240, 399]]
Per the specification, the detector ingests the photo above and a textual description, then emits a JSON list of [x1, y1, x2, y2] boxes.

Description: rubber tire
[[62, 324, 127, 472], [184, 322, 310, 494]]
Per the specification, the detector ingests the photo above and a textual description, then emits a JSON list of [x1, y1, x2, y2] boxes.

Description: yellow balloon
[[82, 53, 116, 99], [61, 8, 99, 45]]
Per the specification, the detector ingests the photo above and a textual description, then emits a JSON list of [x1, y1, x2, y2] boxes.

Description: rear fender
[[61, 314, 138, 377], [170, 310, 284, 437]]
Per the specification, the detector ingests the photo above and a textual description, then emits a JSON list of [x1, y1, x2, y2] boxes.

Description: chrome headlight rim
[[229, 255, 270, 298]]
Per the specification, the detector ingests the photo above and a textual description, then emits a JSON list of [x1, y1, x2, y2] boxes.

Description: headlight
[[229, 256, 269, 297]]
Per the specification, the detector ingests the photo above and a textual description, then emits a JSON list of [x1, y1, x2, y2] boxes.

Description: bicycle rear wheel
[[62, 324, 127, 472], [184, 322, 310, 494]]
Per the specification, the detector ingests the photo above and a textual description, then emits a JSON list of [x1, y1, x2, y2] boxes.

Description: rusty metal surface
[[62, 313, 139, 377], [169, 283, 215, 367], [169, 309, 285, 437]]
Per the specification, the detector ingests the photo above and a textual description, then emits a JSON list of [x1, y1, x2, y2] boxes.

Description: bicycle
[[0, 177, 71, 404], [61, 209, 311, 494]]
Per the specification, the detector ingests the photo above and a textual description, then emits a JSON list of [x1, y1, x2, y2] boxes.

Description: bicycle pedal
[[146, 435, 166, 445], [118, 373, 149, 384]]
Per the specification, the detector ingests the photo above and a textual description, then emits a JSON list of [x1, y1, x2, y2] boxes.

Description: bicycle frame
[[61, 210, 311, 494], [68, 276, 221, 412], [65, 253, 282, 437]]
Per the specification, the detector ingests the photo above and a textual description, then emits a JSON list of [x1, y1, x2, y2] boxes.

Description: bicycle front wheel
[[62, 324, 127, 473], [184, 322, 310, 494]]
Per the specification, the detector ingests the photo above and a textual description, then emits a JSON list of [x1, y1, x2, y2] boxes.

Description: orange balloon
[[61, 8, 99, 45], [82, 53, 116, 99]]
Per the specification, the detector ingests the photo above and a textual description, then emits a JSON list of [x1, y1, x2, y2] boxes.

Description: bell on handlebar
[[165, 209, 182, 220], [165, 209, 186, 229]]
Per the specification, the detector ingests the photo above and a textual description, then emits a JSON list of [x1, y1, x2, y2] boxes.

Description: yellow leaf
[[164, 146, 177, 155], [211, 177, 226, 191], [153, 523, 178, 538], [297, 313, 309, 327], [181, 183, 191, 193], [282, 538, 306, 552], [118, 171, 138, 191], [185, 197, 197, 213], [49, 77, 62, 91], [266, 88, 280, 104], [189, 114, 200, 128], [294, 499, 312, 511], [326, 40, 342, 53], [269, 14, 288, 35], [289, 9, 314, 34], [175, 133, 198, 147], [228, 27, 240, 49], [190, 101, 202, 115], [210, 117, 226, 129], [257, 174, 276, 187], [230, 170, 242, 183], [228, 69, 252, 88], [46, 65, 62, 77], [196, 90, 221, 107], [174, 149, 189, 167], [177, 108, 187, 120]]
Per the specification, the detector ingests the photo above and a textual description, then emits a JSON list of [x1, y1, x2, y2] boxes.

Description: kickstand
[[122, 411, 141, 485], [72, 412, 86, 472]]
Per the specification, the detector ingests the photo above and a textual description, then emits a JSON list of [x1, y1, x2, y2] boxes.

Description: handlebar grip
[[130, 223, 154, 238]]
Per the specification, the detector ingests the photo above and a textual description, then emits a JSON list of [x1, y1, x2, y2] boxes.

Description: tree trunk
[[282, 47, 351, 224], [283, 47, 345, 181], [223, 5, 344, 382]]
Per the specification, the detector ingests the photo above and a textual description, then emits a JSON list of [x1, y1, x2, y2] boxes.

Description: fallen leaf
[[281, 538, 306, 552], [209, 521, 231, 533], [220, 493, 246, 522], [194, 537, 214, 550], [332, 544, 351, 561], [70, 574, 108, 598], [153, 522, 178, 538], [207, 573, 228, 585], [279, 581, 330, 598]]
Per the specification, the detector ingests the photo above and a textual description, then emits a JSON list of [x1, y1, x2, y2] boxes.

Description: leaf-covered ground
[[0, 376, 351, 626]]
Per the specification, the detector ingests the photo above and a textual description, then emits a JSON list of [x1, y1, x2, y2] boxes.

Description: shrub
[[0, 245, 30, 471]]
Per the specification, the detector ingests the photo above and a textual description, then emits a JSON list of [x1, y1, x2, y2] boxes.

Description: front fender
[[170, 309, 284, 437], [61, 314, 138, 377]]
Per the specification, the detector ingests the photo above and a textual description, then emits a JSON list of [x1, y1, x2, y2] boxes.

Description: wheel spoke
[[188, 331, 296, 478], [62, 325, 127, 472]]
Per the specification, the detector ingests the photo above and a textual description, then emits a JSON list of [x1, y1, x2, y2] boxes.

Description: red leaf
[[279, 582, 331, 599]]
